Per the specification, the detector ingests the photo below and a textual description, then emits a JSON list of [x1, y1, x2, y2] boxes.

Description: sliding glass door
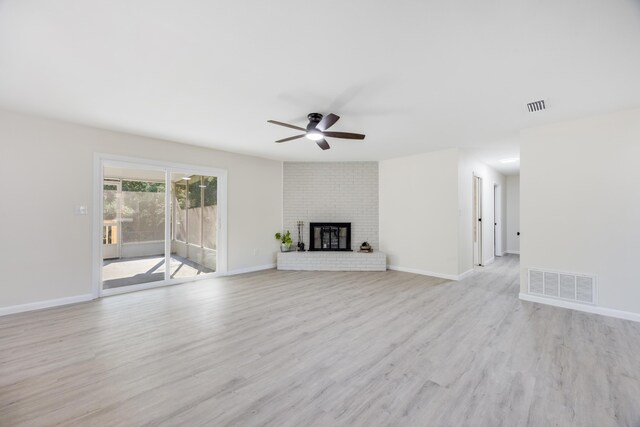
[[98, 157, 226, 296], [170, 173, 218, 279]]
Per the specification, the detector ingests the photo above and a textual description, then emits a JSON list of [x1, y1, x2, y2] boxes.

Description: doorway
[[493, 184, 502, 257], [94, 155, 227, 297], [473, 175, 483, 266]]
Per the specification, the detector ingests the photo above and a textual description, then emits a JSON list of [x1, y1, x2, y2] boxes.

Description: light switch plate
[[75, 205, 88, 215]]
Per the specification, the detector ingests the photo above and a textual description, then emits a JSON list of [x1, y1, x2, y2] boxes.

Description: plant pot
[[281, 243, 292, 252]]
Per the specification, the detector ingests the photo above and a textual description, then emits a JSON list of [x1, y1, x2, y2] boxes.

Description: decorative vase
[[359, 242, 372, 253]]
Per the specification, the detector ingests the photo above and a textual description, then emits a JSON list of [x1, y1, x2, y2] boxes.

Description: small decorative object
[[359, 241, 373, 253], [275, 230, 293, 252], [296, 220, 305, 251]]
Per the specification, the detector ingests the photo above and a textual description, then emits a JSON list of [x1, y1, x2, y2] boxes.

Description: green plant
[[275, 230, 293, 247]]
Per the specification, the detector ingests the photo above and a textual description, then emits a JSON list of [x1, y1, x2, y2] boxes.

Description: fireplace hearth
[[309, 222, 351, 251]]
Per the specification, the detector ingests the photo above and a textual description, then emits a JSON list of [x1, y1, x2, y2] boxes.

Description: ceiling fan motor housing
[[307, 113, 323, 129]]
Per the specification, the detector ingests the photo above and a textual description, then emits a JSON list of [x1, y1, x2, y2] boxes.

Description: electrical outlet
[[75, 205, 88, 215]]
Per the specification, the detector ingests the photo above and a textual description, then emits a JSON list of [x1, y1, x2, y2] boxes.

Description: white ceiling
[[1, 0, 640, 175]]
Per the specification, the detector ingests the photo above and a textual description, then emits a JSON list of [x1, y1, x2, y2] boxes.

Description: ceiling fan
[[268, 113, 365, 150]]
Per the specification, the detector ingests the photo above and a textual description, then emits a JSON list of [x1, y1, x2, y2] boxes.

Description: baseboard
[[519, 293, 640, 323], [226, 263, 276, 276], [387, 265, 471, 281], [0, 294, 94, 317], [457, 269, 475, 280], [506, 250, 520, 255], [484, 257, 496, 266]]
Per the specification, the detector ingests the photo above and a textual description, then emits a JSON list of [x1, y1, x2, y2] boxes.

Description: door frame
[[493, 184, 502, 257], [473, 174, 483, 267], [92, 153, 228, 299]]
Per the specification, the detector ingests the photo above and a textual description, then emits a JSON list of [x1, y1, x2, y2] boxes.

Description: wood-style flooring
[[1, 255, 639, 426]]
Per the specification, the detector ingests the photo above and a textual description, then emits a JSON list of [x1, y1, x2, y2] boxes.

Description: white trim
[[101, 272, 224, 297], [519, 293, 640, 323], [505, 250, 520, 255], [226, 264, 277, 276], [164, 169, 171, 281], [493, 183, 503, 257], [388, 265, 472, 281], [98, 262, 275, 298], [484, 256, 496, 266], [473, 174, 483, 267], [217, 169, 228, 276], [92, 154, 103, 298], [96, 153, 229, 178], [0, 294, 94, 317], [457, 269, 475, 280]]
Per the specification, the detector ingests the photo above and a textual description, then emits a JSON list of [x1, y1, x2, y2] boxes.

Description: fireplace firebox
[[309, 222, 352, 251]]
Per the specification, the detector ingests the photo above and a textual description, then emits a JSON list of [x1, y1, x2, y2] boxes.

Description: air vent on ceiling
[[527, 100, 546, 112], [528, 268, 596, 305]]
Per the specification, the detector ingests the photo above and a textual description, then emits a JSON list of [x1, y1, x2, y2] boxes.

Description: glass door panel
[[187, 178, 202, 247], [103, 180, 121, 260], [202, 176, 217, 252], [102, 165, 166, 290], [170, 173, 217, 278]]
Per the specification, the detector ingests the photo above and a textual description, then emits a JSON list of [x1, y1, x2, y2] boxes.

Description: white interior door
[[494, 184, 499, 257], [473, 176, 483, 266]]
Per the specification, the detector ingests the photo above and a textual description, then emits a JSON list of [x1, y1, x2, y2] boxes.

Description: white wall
[[283, 162, 378, 250], [458, 151, 507, 272], [506, 175, 520, 254], [0, 110, 283, 309], [380, 148, 506, 279], [521, 108, 640, 315], [379, 149, 460, 278]]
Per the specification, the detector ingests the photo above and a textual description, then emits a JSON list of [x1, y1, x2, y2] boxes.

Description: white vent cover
[[528, 269, 596, 305]]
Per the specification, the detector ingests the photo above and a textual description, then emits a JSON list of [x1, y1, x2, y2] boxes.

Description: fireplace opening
[[309, 222, 352, 251]]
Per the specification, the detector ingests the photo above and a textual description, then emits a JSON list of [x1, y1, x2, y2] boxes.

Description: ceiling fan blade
[[276, 134, 305, 143], [315, 113, 340, 132], [268, 120, 306, 132], [316, 138, 331, 150], [322, 131, 366, 140]]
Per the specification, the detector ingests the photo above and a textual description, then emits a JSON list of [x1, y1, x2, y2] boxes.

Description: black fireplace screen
[[309, 222, 352, 251]]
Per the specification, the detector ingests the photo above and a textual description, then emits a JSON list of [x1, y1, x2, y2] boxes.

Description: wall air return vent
[[528, 269, 596, 305], [527, 100, 546, 112]]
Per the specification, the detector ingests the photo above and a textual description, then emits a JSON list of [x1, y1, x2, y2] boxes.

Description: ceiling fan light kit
[[268, 113, 365, 150], [306, 130, 324, 141]]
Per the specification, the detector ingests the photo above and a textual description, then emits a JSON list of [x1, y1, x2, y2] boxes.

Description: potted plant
[[275, 231, 293, 252]]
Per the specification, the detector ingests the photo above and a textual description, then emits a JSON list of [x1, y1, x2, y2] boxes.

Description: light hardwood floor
[[1, 255, 639, 426]]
